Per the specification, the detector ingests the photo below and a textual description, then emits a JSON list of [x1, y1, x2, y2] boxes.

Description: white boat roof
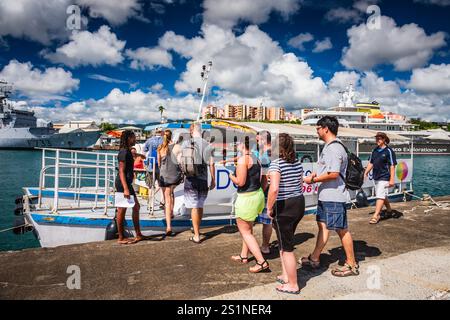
[[305, 110, 365, 116], [214, 121, 410, 143], [424, 131, 450, 141]]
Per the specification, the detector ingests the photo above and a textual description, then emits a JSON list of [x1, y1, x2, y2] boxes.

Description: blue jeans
[[316, 201, 348, 231]]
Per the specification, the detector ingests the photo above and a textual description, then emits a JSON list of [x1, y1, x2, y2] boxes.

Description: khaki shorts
[[375, 180, 389, 199]]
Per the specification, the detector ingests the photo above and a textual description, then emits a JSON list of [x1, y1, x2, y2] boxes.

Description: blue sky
[[1, 0, 450, 123]]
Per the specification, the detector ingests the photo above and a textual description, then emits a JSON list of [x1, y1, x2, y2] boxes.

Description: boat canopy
[[424, 130, 450, 141], [213, 120, 410, 144], [144, 122, 212, 132]]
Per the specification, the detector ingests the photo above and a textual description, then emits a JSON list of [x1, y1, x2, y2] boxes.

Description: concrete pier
[[1, 196, 449, 300]]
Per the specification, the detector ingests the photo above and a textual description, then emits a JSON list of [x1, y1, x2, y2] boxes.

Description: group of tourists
[[115, 123, 215, 243], [114, 115, 398, 295]]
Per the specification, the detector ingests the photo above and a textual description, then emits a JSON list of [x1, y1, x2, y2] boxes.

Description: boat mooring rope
[[402, 191, 450, 214], [0, 223, 30, 233]]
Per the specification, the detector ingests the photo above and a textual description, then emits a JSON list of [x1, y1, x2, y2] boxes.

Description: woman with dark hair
[[229, 136, 268, 273], [267, 133, 305, 294], [157, 129, 183, 237], [115, 130, 145, 244]]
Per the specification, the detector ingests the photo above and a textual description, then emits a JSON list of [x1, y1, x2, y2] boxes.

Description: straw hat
[[375, 132, 390, 144]]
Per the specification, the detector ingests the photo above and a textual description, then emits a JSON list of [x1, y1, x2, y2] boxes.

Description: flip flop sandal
[[331, 263, 360, 277], [369, 217, 381, 224], [231, 255, 249, 264], [165, 230, 176, 237], [276, 277, 287, 285], [189, 236, 202, 244], [276, 287, 300, 295], [300, 255, 321, 269], [127, 238, 139, 244], [249, 260, 270, 273]]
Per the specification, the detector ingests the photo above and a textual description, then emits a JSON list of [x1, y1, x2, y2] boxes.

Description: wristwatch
[[311, 176, 315, 183]]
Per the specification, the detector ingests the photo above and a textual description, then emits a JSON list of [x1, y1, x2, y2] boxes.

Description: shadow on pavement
[[263, 232, 315, 261], [296, 240, 382, 288]]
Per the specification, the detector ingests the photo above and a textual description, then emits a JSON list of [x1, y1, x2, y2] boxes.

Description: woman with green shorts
[[229, 137, 269, 273]]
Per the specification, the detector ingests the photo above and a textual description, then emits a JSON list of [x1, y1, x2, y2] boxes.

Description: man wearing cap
[[364, 132, 397, 224]]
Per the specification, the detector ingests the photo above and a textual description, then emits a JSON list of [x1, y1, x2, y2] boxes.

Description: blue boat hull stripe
[[28, 193, 406, 228]]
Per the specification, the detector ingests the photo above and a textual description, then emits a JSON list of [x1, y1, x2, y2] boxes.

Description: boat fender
[[355, 190, 369, 208], [15, 196, 23, 205], [14, 207, 24, 216], [12, 216, 33, 235], [105, 217, 118, 240]]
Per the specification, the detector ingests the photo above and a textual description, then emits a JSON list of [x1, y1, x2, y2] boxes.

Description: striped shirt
[[268, 158, 304, 201]]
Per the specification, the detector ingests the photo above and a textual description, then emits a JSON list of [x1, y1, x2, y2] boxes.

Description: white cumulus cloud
[[0, 60, 79, 102], [126, 47, 173, 70], [328, 71, 361, 89], [324, 0, 381, 24], [203, 0, 301, 29], [31, 88, 201, 124], [43, 26, 126, 68], [341, 16, 447, 71], [407, 64, 450, 94], [0, 0, 71, 44], [287, 33, 314, 51], [159, 24, 335, 107], [313, 37, 333, 53], [76, 0, 143, 25], [0, 0, 145, 45]]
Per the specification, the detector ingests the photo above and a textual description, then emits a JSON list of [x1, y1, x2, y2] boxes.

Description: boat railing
[[37, 148, 117, 214]]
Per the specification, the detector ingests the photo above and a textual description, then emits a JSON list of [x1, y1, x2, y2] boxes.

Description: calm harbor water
[[0, 150, 449, 252]]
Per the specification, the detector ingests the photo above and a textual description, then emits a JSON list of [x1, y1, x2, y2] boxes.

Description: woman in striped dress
[[267, 133, 305, 295]]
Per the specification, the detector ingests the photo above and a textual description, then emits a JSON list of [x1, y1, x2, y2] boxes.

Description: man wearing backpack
[[364, 132, 397, 225], [180, 122, 215, 244], [302, 116, 359, 277]]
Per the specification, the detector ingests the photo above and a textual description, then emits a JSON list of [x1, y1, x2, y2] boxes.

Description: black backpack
[[329, 141, 365, 191]]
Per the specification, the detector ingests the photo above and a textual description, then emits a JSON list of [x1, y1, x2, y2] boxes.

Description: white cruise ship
[[302, 84, 415, 132]]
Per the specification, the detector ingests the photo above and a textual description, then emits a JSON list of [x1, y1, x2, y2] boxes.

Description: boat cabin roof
[[144, 123, 212, 132], [212, 120, 410, 144]]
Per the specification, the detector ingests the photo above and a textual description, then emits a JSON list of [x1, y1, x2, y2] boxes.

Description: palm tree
[[158, 105, 165, 122]]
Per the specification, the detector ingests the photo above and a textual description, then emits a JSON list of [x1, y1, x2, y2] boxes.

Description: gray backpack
[[180, 139, 201, 178]]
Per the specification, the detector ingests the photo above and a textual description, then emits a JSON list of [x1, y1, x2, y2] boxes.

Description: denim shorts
[[257, 194, 272, 225], [316, 200, 348, 231], [257, 210, 272, 225]]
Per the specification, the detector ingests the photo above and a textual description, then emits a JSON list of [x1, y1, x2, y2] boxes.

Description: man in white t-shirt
[[303, 116, 359, 277]]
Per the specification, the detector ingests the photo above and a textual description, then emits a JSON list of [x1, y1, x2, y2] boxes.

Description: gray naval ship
[[0, 81, 101, 149]]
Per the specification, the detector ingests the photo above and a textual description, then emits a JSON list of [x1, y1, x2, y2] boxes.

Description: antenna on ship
[[196, 61, 213, 122]]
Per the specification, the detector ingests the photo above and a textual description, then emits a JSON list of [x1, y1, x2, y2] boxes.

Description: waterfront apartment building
[[202, 104, 218, 119], [203, 104, 287, 121], [220, 104, 285, 121]]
